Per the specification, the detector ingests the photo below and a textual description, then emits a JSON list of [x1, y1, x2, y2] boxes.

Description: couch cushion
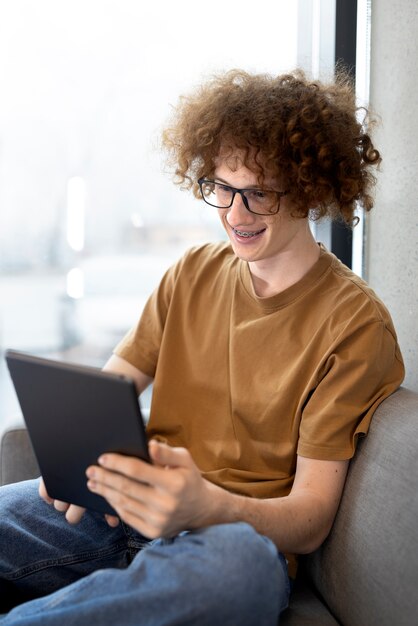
[[305, 387, 418, 626], [0, 425, 40, 486], [281, 573, 340, 625]]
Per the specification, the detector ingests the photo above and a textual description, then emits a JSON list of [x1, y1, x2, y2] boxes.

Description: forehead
[[214, 148, 278, 188], [215, 145, 259, 170]]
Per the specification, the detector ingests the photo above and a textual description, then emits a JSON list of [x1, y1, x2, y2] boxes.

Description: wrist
[[198, 478, 242, 527]]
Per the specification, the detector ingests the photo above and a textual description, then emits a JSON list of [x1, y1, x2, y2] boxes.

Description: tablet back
[[5, 349, 150, 515]]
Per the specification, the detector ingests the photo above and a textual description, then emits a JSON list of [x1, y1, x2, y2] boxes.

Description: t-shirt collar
[[238, 243, 334, 311]]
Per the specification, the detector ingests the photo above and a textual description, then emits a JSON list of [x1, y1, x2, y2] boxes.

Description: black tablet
[[5, 349, 150, 516]]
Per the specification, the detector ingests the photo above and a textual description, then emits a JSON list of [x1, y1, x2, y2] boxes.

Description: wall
[[367, 0, 418, 391]]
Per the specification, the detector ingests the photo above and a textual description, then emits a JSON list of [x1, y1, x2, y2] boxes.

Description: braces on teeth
[[234, 229, 263, 238]]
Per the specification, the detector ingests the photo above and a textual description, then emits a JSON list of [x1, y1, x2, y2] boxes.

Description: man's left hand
[[86, 440, 212, 538]]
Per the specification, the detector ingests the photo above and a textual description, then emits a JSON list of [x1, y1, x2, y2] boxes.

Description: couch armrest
[[0, 425, 40, 486], [304, 386, 418, 626]]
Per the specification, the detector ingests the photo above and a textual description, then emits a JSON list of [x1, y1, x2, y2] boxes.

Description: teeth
[[234, 229, 263, 238]]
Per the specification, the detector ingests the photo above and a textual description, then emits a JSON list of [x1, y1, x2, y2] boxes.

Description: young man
[[0, 70, 404, 625]]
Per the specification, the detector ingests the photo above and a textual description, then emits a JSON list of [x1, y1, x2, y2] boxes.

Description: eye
[[247, 189, 268, 202], [214, 183, 234, 200], [216, 183, 232, 193]]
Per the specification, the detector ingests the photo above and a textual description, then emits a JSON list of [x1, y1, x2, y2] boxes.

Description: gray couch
[[1, 387, 418, 625]]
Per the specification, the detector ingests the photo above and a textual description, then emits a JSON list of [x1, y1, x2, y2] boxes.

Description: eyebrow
[[212, 176, 265, 190]]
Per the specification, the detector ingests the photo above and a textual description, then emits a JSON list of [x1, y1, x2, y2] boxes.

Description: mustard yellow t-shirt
[[115, 242, 404, 573]]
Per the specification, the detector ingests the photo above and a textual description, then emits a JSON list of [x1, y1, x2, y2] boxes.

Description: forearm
[[86, 444, 347, 552], [201, 480, 334, 555]]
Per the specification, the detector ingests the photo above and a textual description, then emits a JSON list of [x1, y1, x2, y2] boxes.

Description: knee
[[187, 523, 289, 623], [199, 521, 278, 566]]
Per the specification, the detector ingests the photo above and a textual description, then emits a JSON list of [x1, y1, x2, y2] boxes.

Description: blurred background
[[0, 0, 370, 426]]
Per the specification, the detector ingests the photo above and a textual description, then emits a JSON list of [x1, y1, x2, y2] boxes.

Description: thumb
[[148, 440, 191, 468]]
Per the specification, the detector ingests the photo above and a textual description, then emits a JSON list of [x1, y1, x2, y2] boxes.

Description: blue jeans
[[0, 480, 290, 625]]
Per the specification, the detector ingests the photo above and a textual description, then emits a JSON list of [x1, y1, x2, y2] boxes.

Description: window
[[0, 1, 299, 426]]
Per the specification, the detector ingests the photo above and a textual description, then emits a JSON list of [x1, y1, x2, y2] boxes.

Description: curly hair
[[161, 69, 381, 225]]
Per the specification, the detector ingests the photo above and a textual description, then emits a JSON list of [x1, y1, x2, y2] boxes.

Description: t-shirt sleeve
[[297, 320, 405, 460], [113, 256, 182, 377]]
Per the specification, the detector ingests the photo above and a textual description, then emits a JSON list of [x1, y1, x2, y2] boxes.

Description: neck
[[248, 232, 320, 298]]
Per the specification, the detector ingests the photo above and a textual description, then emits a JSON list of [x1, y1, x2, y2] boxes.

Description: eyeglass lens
[[200, 181, 279, 215]]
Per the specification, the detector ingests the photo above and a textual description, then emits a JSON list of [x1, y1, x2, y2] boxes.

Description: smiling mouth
[[233, 228, 266, 238]]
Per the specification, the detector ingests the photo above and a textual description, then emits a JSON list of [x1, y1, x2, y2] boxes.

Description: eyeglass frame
[[197, 178, 288, 216]]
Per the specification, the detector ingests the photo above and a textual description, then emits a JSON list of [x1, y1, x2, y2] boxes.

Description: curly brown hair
[[162, 69, 381, 225]]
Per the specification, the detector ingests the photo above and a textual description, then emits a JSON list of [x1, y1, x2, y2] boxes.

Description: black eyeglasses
[[198, 178, 288, 216]]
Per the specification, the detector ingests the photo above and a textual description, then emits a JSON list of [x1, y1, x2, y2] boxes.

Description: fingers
[[39, 477, 86, 525], [38, 477, 53, 504], [88, 472, 173, 539], [93, 443, 192, 490], [85, 445, 196, 519], [39, 477, 71, 513], [105, 514, 120, 528], [148, 440, 192, 469], [84, 445, 205, 539], [54, 500, 70, 512], [106, 503, 166, 540], [87, 466, 154, 507], [65, 504, 86, 525]]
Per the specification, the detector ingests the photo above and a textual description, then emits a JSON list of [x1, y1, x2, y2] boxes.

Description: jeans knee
[[186, 522, 289, 624], [200, 521, 279, 569]]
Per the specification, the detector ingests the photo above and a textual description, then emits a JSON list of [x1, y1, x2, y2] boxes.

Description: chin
[[230, 246, 259, 263]]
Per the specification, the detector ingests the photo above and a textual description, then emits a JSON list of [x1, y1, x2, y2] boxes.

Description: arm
[[102, 354, 153, 395], [86, 442, 349, 555], [208, 454, 350, 554]]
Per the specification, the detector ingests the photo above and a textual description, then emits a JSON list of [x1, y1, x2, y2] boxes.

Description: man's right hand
[[39, 477, 86, 523], [39, 477, 120, 527]]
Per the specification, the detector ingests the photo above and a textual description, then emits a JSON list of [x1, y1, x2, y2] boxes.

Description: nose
[[225, 191, 255, 227]]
